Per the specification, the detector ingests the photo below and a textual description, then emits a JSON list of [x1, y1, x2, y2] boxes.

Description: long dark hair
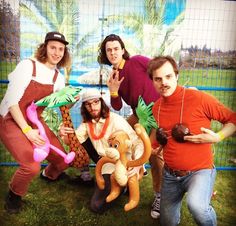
[[97, 34, 130, 65], [34, 41, 71, 69], [81, 98, 110, 122]]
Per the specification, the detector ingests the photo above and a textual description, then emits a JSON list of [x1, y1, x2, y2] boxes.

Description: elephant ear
[[36, 86, 82, 108], [135, 96, 158, 135]]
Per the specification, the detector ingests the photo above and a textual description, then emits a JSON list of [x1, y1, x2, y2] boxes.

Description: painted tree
[[105, 0, 185, 57], [20, 0, 98, 83], [36, 86, 90, 168], [0, 0, 20, 61]]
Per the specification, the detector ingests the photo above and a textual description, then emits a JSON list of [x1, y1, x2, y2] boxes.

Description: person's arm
[[0, 60, 32, 117], [59, 121, 89, 145], [184, 122, 236, 143], [9, 105, 45, 146], [149, 128, 162, 155], [184, 92, 236, 144]]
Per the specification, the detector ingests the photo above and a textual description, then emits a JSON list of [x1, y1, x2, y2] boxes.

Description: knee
[[187, 199, 205, 216], [160, 214, 179, 226], [90, 200, 105, 214], [24, 163, 41, 177]]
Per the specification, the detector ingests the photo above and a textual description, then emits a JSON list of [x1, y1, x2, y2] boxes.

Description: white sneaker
[[80, 171, 93, 181], [143, 165, 148, 176], [150, 193, 161, 219]]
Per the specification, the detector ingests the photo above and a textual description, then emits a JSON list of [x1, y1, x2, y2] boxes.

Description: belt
[[164, 164, 193, 177]]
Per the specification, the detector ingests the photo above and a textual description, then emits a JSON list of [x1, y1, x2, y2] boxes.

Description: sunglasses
[[156, 123, 191, 146]]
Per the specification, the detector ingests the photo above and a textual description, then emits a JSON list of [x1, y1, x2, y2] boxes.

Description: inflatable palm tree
[[136, 96, 158, 135], [36, 86, 90, 168]]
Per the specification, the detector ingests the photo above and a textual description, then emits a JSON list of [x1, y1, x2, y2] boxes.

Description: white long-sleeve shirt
[[0, 59, 65, 117], [75, 112, 144, 174]]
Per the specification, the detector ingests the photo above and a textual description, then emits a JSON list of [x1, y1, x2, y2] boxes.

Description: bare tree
[[0, 0, 20, 61]]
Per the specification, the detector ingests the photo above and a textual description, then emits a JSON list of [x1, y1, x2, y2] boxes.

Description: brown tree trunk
[[60, 105, 90, 168]]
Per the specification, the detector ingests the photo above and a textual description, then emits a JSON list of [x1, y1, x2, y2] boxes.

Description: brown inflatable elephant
[[95, 123, 151, 211]]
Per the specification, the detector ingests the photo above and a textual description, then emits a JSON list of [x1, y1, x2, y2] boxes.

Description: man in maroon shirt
[[97, 34, 163, 219]]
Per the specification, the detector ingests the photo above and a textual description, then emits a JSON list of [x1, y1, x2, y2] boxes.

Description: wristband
[[110, 91, 119, 97], [216, 131, 225, 141], [22, 125, 32, 134]]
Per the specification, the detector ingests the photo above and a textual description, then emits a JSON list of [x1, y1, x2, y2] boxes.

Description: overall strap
[[52, 70, 59, 84], [29, 59, 36, 77], [29, 59, 58, 84]]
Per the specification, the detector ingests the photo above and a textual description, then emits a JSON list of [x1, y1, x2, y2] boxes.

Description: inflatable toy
[[26, 101, 75, 163], [95, 123, 151, 211], [35, 86, 90, 168]]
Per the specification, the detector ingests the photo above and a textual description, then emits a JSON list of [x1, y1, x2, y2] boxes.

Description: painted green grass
[[0, 166, 235, 226]]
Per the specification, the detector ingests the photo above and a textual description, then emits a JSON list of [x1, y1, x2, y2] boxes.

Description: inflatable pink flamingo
[[26, 101, 75, 164]]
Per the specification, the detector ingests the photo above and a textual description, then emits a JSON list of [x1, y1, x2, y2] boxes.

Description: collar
[[91, 117, 106, 124], [162, 86, 184, 103], [118, 59, 126, 69], [113, 59, 126, 70]]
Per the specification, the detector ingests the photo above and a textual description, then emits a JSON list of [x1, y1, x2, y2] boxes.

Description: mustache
[[161, 85, 170, 89]]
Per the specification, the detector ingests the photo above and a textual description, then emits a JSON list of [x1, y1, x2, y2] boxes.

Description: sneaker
[[4, 190, 23, 214], [40, 171, 70, 182], [68, 174, 94, 187], [122, 186, 129, 196], [143, 170, 148, 176], [150, 193, 161, 219], [143, 165, 148, 176]]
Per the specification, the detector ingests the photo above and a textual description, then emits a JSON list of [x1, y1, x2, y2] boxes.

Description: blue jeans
[[160, 168, 217, 226]]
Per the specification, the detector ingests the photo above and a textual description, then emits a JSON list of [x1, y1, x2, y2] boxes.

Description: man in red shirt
[[148, 55, 236, 226]]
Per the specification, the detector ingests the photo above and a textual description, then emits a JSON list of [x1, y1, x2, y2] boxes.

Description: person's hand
[[74, 94, 80, 101], [184, 127, 220, 143], [58, 124, 74, 136], [58, 124, 74, 144], [106, 70, 124, 93], [25, 129, 46, 146], [151, 146, 162, 155]]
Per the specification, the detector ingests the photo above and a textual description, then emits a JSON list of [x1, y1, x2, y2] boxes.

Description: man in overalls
[[0, 31, 71, 214]]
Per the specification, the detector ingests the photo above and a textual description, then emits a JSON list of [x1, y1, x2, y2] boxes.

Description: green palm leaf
[[42, 108, 62, 134], [136, 96, 158, 135], [36, 86, 82, 108]]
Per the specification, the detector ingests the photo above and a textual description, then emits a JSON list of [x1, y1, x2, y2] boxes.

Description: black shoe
[[4, 190, 23, 214], [143, 170, 148, 176], [122, 186, 129, 196], [40, 172, 70, 182], [68, 175, 94, 187]]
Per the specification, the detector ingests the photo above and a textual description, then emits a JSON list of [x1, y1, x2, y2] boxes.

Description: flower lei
[[88, 115, 110, 140]]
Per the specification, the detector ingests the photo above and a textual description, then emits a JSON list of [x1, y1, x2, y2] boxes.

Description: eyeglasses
[[84, 99, 100, 108], [156, 123, 191, 146]]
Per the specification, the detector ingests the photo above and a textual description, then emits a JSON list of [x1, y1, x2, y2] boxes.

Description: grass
[[180, 69, 236, 89], [0, 166, 235, 226]]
